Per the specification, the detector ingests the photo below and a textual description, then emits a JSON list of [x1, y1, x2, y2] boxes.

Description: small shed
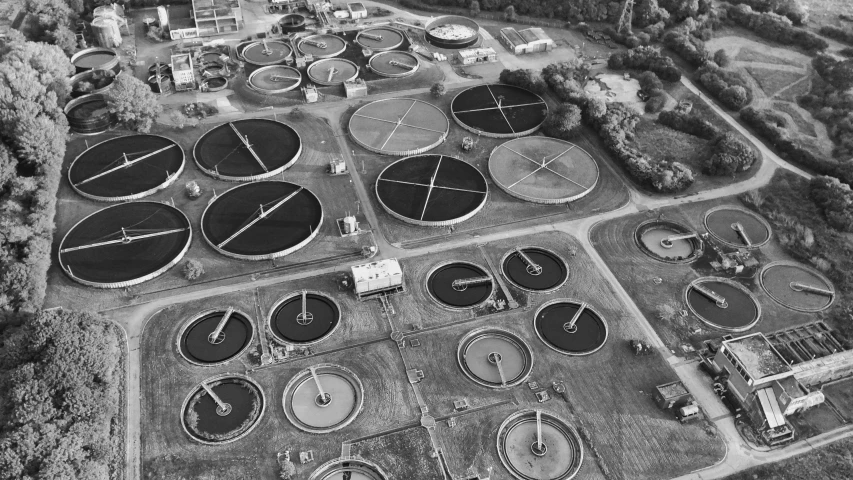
[[347, 2, 367, 19], [457, 47, 496, 65], [344, 78, 367, 98], [653, 381, 693, 410]]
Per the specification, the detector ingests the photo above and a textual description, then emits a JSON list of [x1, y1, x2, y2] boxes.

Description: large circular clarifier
[[193, 119, 301, 181], [704, 206, 771, 249], [179, 309, 253, 366], [356, 27, 405, 51], [242, 40, 293, 66], [427, 261, 494, 309], [501, 247, 569, 293], [534, 300, 608, 356], [759, 261, 835, 312], [457, 327, 533, 388], [497, 409, 584, 480], [71, 47, 120, 73], [375, 154, 488, 226], [248, 65, 302, 94], [685, 278, 761, 332], [181, 375, 266, 445], [306, 58, 358, 86], [201, 181, 323, 260], [451, 84, 548, 138], [309, 458, 388, 480], [298, 34, 347, 58], [64, 93, 111, 134], [635, 219, 703, 263], [68, 134, 184, 201], [425, 16, 480, 49], [58, 202, 192, 288], [369, 51, 420, 78], [349, 98, 449, 155], [282, 364, 364, 433], [489, 137, 598, 204], [269, 291, 340, 345]]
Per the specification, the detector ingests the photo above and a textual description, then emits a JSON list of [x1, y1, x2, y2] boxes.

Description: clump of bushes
[[658, 109, 721, 139], [809, 175, 853, 232], [499, 68, 547, 95], [713, 49, 731, 68], [637, 71, 667, 113], [705, 132, 757, 174], [662, 30, 709, 67], [725, 4, 828, 51], [542, 103, 582, 140], [799, 55, 853, 159], [608, 46, 681, 82], [819, 26, 853, 46], [696, 63, 753, 110], [727, 0, 808, 25], [185, 180, 202, 198], [430, 82, 446, 98], [183, 259, 205, 280]]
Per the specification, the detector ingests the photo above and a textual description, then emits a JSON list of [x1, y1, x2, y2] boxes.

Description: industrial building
[[170, 53, 196, 91], [347, 2, 367, 19], [457, 47, 497, 65], [499, 27, 555, 54], [351, 259, 404, 298], [709, 333, 825, 445]]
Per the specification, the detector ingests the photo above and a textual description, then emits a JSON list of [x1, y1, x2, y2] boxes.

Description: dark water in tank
[[687, 282, 758, 329], [191, 381, 257, 436], [271, 294, 339, 343], [180, 312, 251, 364], [535, 303, 606, 354], [503, 249, 568, 291], [428, 263, 491, 307]]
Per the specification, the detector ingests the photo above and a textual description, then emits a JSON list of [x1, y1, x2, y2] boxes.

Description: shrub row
[[658, 109, 722, 139], [658, 109, 755, 175], [726, 0, 808, 25], [662, 30, 710, 67], [696, 63, 753, 110], [819, 26, 853, 46], [799, 56, 853, 159], [725, 4, 828, 51], [608, 46, 682, 82], [498, 68, 548, 95], [740, 107, 853, 184]]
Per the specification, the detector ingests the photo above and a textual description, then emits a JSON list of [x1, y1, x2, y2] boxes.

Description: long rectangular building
[[499, 27, 554, 54]]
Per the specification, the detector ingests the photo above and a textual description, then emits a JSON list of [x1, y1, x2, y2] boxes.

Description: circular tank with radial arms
[[457, 327, 533, 389], [684, 277, 761, 332], [248, 65, 302, 94], [759, 261, 835, 312], [282, 363, 364, 434], [501, 246, 569, 293], [424, 15, 480, 49], [427, 261, 494, 309], [349, 98, 449, 155], [58, 202, 192, 288], [68, 134, 184, 201], [180, 374, 266, 445], [489, 137, 598, 204], [268, 291, 341, 346], [368, 51, 420, 78], [451, 84, 548, 138], [634, 219, 703, 264], [496, 409, 584, 480], [375, 154, 488, 226], [193, 119, 301, 181], [306, 58, 359, 86], [297, 34, 347, 58], [308, 458, 388, 480], [534, 299, 608, 355], [200, 181, 323, 261], [356, 26, 405, 51], [241, 40, 293, 66], [703, 205, 771, 249], [178, 308, 254, 366]]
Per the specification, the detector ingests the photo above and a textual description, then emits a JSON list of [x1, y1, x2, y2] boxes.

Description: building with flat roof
[[499, 27, 554, 54], [347, 2, 367, 19], [457, 47, 496, 65], [351, 258, 403, 298], [711, 333, 824, 445], [192, 0, 243, 36], [171, 53, 196, 91]]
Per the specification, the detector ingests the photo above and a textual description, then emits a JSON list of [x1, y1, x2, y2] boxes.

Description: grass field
[[343, 86, 631, 247], [139, 231, 725, 480], [723, 437, 853, 480], [773, 102, 818, 137], [746, 66, 807, 97], [734, 47, 804, 68], [589, 197, 823, 351], [45, 112, 373, 312], [631, 118, 712, 173]]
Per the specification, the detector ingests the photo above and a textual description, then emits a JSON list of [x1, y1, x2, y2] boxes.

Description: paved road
[[116, 39, 843, 480]]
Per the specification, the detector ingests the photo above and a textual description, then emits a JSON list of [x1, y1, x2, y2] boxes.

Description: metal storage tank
[[92, 17, 122, 48]]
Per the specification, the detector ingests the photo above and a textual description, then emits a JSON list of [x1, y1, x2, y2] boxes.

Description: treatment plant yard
[[138, 231, 724, 480]]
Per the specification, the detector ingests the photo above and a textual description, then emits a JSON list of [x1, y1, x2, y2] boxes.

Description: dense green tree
[[705, 132, 756, 175], [504, 5, 517, 21], [470, 0, 480, 16], [105, 74, 162, 133], [430, 82, 446, 98], [810, 176, 853, 232], [543, 103, 582, 140], [713, 48, 730, 67]]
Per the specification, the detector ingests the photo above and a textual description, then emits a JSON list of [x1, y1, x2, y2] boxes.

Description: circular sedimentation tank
[[181, 375, 266, 445], [281, 13, 306, 32], [178, 309, 254, 366], [193, 119, 301, 181], [298, 34, 347, 58], [306, 58, 359, 86], [201, 181, 322, 260], [58, 202, 192, 288], [501, 247, 569, 293], [427, 261, 494, 309], [282, 363, 364, 433], [489, 137, 598, 204], [685, 277, 761, 332], [309, 458, 388, 480], [269, 291, 341, 345], [759, 261, 835, 312], [496, 409, 584, 480], [70, 69, 115, 98], [248, 65, 302, 94], [534, 299, 608, 356], [356, 26, 405, 51], [148, 62, 172, 77], [242, 40, 293, 66], [349, 98, 449, 155], [451, 84, 548, 138], [236, 41, 255, 60], [703, 206, 771, 249], [64, 93, 111, 134], [424, 15, 480, 49], [200, 51, 224, 64], [375, 154, 488, 226], [369, 51, 420, 78], [204, 76, 228, 92], [457, 327, 533, 388], [71, 47, 120, 73], [635, 219, 703, 263], [67, 134, 184, 201]]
